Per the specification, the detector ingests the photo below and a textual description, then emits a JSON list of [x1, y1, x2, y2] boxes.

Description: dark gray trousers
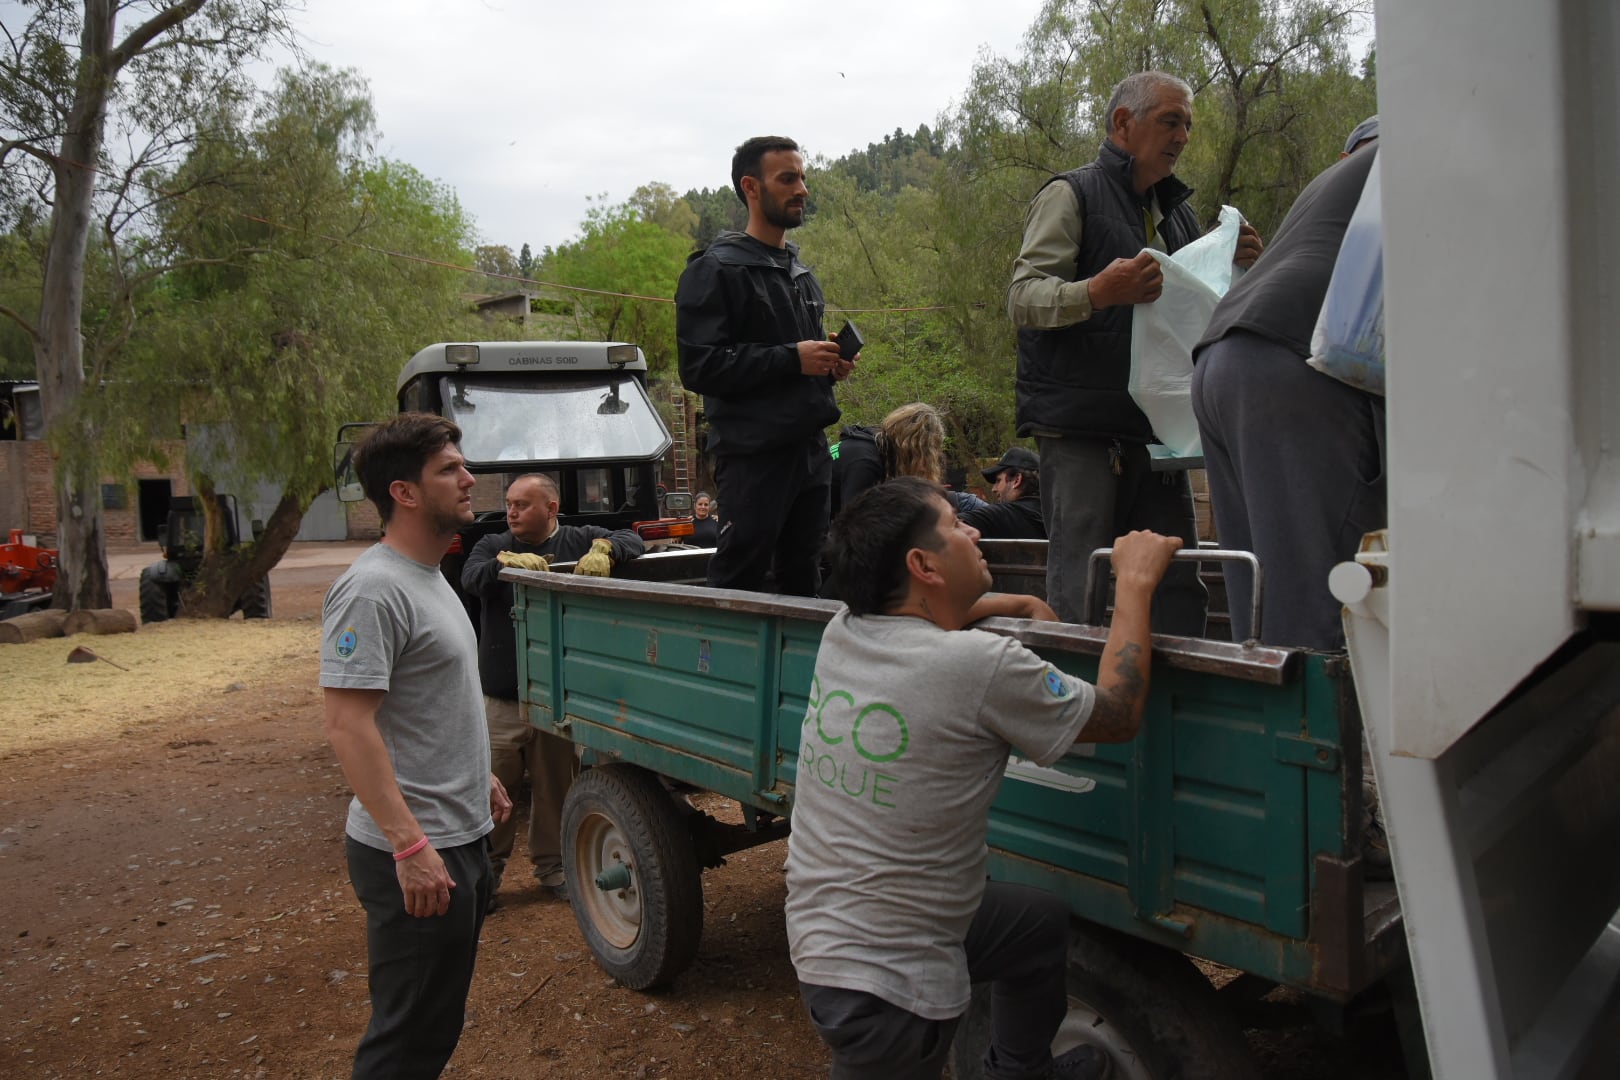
[[346, 837, 492, 1080], [709, 436, 831, 597], [1036, 435, 1206, 634], [800, 881, 1069, 1080], [1191, 330, 1386, 649]]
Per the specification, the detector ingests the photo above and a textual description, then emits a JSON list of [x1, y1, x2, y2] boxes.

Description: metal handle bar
[[1082, 547, 1264, 641]]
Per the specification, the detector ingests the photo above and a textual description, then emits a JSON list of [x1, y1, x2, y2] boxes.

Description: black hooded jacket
[[676, 230, 840, 455]]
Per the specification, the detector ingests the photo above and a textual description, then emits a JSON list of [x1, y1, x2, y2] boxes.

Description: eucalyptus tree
[[0, 0, 293, 609]]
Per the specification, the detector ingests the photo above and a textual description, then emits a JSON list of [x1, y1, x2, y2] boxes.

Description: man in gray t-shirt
[[320, 413, 511, 1080], [786, 477, 1178, 1080]]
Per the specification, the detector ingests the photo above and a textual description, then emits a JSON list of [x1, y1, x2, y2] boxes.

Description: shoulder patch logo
[[336, 628, 358, 658], [1044, 668, 1070, 699]]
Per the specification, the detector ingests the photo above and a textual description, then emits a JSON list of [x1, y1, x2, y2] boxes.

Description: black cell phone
[[835, 320, 865, 361]]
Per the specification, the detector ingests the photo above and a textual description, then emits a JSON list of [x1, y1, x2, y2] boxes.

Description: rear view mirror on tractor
[[333, 423, 378, 504]]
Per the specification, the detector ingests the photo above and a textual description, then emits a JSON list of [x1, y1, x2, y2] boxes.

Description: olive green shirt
[[1006, 180, 1170, 330]]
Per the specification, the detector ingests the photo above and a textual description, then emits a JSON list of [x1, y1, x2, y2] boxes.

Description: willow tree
[[106, 65, 481, 617], [795, 159, 1014, 470]]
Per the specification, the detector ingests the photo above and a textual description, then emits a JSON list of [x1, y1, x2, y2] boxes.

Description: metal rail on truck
[[1083, 547, 1264, 642]]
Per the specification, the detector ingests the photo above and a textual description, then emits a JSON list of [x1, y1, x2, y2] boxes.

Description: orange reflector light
[[634, 518, 696, 541]]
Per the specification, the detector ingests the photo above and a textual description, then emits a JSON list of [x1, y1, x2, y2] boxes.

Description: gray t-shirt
[[319, 543, 492, 852], [784, 610, 1095, 1020]]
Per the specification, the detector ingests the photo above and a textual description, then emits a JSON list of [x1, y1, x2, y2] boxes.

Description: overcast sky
[[267, 1, 1050, 254], [279, 0, 1049, 253]]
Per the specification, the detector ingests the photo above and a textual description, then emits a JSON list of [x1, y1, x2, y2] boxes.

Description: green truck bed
[[508, 550, 1403, 1000]]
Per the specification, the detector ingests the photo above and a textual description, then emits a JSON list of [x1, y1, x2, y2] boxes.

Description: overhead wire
[[25, 147, 962, 316]]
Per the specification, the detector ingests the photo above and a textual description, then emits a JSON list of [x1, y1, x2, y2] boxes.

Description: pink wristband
[[393, 835, 431, 862]]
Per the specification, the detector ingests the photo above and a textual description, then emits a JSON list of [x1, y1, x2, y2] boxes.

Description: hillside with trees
[[521, 1, 1374, 478]]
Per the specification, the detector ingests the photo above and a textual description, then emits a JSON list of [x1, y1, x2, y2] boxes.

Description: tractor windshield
[[444, 373, 671, 467]]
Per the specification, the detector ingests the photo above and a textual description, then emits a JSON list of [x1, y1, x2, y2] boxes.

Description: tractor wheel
[[561, 764, 704, 990], [240, 577, 272, 619], [950, 918, 1259, 1080], [138, 569, 177, 625]]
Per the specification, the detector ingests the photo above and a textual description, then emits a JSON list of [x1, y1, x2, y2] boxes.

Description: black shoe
[[485, 875, 503, 915], [1051, 1044, 1114, 1080], [541, 879, 569, 902]]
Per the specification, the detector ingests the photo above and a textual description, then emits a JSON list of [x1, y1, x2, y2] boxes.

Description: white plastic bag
[[1307, 158, 1385, 395], [1128, 205, 1245, 461]]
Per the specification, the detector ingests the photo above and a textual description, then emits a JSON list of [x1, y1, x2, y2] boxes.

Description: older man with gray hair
[[1008, 71, 1262, 633]]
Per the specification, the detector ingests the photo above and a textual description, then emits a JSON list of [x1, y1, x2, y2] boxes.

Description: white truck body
[[1342, 1, 1620, 1074]]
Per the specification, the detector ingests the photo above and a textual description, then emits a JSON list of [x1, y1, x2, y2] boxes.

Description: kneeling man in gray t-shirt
[[785, 476, 1178, 1080]]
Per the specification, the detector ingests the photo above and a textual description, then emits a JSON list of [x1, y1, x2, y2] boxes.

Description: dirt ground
[[0, 547, 1408, 1079]]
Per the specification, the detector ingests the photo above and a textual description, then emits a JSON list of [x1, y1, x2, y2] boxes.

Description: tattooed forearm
[[1076, 533, 1176, 747], [1086, 642, 1148, 743], [1110, 642, 1145, 702]]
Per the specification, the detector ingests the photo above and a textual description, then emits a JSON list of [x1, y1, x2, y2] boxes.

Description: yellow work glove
[[496, 550, 551, 572], [573, 538, 614, 577]]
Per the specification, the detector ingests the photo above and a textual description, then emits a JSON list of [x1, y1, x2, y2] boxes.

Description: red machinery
[[1, 529, 57, 618]]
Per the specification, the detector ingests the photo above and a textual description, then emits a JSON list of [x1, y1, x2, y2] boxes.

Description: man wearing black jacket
[[676, 135, 854, 596], [963, 447, 1047, 540], [460, 473, 643, 909]]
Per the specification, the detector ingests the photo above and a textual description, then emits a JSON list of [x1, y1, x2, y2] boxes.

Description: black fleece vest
[[1014, 146, 1200, 442]]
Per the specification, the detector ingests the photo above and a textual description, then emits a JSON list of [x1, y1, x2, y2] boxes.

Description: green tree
[[541, 194, 691, 373], [0, 227, 43, 379], [97, 65, 480, 617], [681, 186, 747, 250], [627, 182, 698, 242], [517, 241, 535, 278], [931, 0, 1374, 401], [0, 0, 293, 609], [797, 159, 1010, 474], [474, 243, 518, 291], [826, 124, 947, 195]]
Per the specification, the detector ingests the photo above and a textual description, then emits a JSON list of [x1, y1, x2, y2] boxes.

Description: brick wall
[[0, 443, 31, 538], [24, 441, 54, 541], [345, 498, 382, 540], [0, 439, 190, 547]]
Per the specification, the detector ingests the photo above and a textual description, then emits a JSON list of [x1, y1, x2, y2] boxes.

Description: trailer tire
[[138, 570, 177, 625], [950, 918, 1259, 1080], [239, 577, 272, 619], [561, 764, 703, 990]]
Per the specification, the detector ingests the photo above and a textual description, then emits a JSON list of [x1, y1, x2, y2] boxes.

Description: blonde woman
[[832, 403, 987, 518]]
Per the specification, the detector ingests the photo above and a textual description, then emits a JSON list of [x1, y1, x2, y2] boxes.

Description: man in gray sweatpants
[[1191, 120, 1383, 649]]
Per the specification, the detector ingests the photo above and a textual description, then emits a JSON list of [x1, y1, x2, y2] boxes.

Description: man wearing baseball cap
[[963, 447, 1047, 540]]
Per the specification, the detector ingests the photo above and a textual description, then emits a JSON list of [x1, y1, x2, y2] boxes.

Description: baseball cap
[[982, 446, 1039, 481], [1344, 116, 1379, 155]]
